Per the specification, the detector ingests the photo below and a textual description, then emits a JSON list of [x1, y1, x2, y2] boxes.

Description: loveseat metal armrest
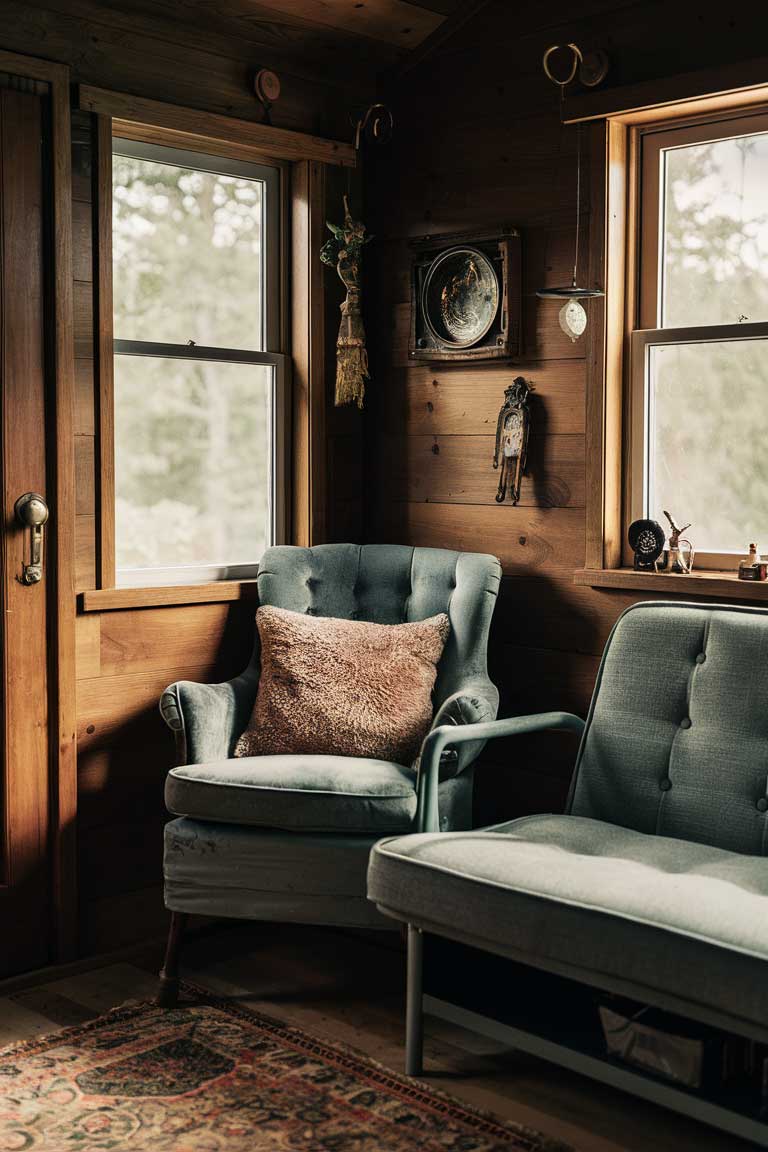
[[415, 711, 585, 832]]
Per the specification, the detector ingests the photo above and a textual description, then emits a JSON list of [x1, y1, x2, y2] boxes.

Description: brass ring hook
[[542, 42, 583, 89]]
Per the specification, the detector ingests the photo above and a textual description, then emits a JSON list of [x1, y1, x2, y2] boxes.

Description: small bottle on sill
[[738, 543, 768, 581]]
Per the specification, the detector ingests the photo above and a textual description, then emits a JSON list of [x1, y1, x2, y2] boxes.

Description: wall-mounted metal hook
[[354, 103, 394, 152]]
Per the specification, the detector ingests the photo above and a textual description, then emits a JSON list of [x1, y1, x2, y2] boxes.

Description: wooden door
[[0, 82, 53, 975]]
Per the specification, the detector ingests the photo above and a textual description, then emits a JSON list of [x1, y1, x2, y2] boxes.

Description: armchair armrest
[[416, 711, 585, 833], [160, 672, 258, 766], [428, 675, 499, 780]]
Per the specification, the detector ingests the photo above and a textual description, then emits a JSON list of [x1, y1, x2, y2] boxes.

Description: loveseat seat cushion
[[368, 814, 768, 1032], [166, 754, 417, 834]]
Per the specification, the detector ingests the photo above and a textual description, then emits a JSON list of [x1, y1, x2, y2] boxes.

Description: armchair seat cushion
[[166, 754, 417, 834], [368, 814, 768, 1029]]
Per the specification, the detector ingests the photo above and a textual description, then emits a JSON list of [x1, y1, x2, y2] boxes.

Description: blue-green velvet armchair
[[156, 543, 501, 1004]]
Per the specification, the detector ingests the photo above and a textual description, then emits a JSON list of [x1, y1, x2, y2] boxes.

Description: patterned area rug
[[0, 985, 576, 1151]]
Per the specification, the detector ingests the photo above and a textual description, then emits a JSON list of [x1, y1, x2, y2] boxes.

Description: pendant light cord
[[573, 122, 581, 290]]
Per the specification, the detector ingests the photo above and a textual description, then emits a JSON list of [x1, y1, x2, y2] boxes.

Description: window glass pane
[[647, 339, 768, 553], [661, 129, 768, 327], [115, 355, 272, 577], [113, 154, 264, 348]]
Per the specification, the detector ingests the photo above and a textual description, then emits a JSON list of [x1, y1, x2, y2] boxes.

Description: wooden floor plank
[[0, 997, 62, 1047], [45, 962, 160, 1014], [9, 987, 96, 1029]]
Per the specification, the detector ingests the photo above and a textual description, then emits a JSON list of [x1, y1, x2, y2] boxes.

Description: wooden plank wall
[[364, 0, 768, 825], [0, 2, 369, 955], [9, 0, 766, 955]]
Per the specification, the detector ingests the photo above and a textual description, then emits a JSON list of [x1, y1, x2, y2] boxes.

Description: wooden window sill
[[78, 580, 259, 612], [574, 567, 768, 600]]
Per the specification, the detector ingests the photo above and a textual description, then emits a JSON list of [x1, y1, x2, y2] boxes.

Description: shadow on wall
[[76, 600, 255, 949], [473, 570, 596, 828]]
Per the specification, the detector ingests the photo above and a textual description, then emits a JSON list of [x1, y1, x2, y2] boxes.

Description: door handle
[[14, 492, 49, 585]]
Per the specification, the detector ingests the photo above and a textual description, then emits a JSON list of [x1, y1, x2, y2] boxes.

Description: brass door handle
[[14, 492, 49, 584]]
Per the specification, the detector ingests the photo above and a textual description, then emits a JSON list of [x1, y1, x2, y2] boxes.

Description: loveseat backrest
[[256, 543, 501, 709], [568, 601, 768, 855]]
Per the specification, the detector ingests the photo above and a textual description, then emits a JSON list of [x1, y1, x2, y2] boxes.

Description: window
[[112, 139, 285, 586], [630, 111, 768, 566]]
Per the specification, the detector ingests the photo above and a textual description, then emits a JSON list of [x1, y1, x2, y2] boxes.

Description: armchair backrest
[[255, 544, 501, 713], [568, 601, 768, 855]]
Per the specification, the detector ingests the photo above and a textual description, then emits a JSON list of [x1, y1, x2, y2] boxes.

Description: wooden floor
[[0, 921, 753, 1152]]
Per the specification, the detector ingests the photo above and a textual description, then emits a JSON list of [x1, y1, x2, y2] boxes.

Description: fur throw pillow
[[234, 606, 450, 765]]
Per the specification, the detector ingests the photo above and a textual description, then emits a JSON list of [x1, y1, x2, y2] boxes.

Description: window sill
[[78, 579, 259, 613], [574, 567, 768, 601]]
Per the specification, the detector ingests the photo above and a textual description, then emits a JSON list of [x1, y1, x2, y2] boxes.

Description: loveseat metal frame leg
[[406, 924, 424, 1076], [157, 911, 188, 1007]]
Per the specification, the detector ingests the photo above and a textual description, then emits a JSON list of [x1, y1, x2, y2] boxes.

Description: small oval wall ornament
[[254, 69, 281, 105]]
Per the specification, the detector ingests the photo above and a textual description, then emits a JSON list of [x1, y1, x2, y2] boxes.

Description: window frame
[[638, 109, 768, 330], [110, 135, 287, 588], [624, 105, 768, 569]]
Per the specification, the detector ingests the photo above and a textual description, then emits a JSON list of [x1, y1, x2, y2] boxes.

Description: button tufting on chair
[[758, 798, 768, 813], [680, 717, 692, 729], [695, 652, 707, 664], [660, 777, 672, 791]]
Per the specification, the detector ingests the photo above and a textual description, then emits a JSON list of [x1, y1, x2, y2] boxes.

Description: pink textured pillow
[[234, 606, 450, 765]]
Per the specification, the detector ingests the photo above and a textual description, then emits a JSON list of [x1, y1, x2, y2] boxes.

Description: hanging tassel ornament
[[320, 194, 371, 408]]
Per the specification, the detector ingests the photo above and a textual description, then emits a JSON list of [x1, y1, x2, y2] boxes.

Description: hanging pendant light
[[536, 45, 604, 341]]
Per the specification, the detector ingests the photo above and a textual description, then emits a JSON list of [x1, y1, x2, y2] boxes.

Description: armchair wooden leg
[[405, 924, 424, 1076], [157, 911, 188, 1007]]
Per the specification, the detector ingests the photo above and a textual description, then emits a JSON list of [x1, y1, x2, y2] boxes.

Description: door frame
[[0, 50, 77, 962]]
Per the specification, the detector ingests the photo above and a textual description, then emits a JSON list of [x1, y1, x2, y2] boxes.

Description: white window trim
[[112, 138, 286, 588], [628, 321, 768, 569]]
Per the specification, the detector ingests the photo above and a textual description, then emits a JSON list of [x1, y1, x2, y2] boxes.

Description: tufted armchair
[[156, 543, 501, 1004]]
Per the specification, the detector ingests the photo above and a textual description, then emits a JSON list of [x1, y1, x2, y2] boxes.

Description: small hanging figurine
[[663, 510, 694, 573], [493, 377, 532, 505], [320, 195, 371, 409]]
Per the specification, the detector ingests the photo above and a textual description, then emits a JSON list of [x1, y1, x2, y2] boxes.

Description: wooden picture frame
[[408, 227, 521, 362]]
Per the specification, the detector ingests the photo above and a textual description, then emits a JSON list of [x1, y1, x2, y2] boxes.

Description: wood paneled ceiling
[[86, 0, 469, 86], [258, 1, 462, 48]]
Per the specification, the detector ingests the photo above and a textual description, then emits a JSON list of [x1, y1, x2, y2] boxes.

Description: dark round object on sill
[[628, 518, 666, 568]]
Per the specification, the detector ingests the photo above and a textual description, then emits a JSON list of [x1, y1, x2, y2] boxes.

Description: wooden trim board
[[78, 85, 355, 168], [574, 567, 768, 601], [290, 160, 327, 546], [0, 50, 78, 962], [94, 115, 115, 589], [583, 119, 626, 569], [79, 580, 260, 612], [563, 57, 768, 126]]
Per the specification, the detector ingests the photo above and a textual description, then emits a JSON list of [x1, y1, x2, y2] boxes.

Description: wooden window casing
[[83, 88, 351, 609], [573, 82, 768, 589], [110, 137, 286, 588], [628, 108, 768, 570]]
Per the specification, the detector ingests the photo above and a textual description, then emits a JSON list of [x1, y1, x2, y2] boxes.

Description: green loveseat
[[368, 601, 768, 1145]]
